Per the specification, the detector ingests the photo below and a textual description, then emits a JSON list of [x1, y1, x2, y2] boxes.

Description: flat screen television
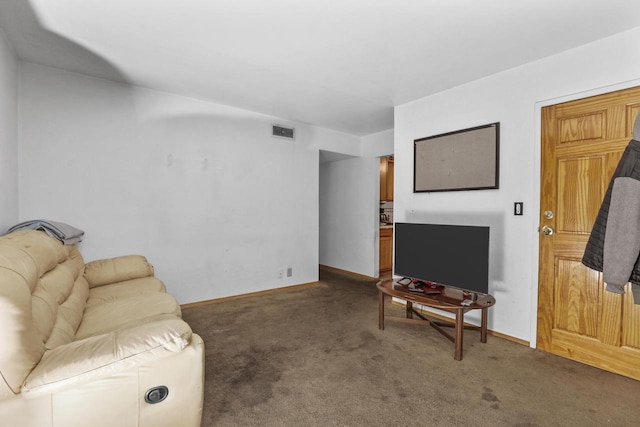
[[394, 223, 490, 295]]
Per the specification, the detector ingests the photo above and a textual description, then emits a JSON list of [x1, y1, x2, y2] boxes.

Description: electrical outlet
[[278, 269, 284, 279]]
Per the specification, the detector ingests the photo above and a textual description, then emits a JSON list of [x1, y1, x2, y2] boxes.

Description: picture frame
[[413, 122, 500, 192]]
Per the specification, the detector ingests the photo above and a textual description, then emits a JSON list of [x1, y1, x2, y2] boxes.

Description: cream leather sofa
[[0, 230, 204, 427]]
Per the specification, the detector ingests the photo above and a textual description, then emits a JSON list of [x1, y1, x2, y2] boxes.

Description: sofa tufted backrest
[[0, 230, 89, 399]]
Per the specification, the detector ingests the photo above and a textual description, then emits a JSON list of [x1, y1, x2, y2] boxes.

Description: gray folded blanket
[[6, 220, 84, 245]]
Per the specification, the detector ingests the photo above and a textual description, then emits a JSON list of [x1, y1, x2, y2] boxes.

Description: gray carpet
[[182, 269, 640, 426]]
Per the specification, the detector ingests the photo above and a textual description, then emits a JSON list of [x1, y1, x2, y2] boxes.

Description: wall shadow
[[404, 210, 506, 284], [0, 0, 128, 84]]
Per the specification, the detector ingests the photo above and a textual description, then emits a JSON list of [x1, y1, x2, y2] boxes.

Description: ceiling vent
[[272, 124, 295, 140]]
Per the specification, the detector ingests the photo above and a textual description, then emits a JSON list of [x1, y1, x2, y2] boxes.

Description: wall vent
[[272, 124, 295, 140]]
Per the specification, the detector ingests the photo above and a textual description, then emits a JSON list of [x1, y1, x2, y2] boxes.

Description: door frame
[[531, 79, 640, 349]]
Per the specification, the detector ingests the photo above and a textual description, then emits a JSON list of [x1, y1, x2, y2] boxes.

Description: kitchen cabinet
[[380, 157, 394, 201], [379, 227, 393, 273]]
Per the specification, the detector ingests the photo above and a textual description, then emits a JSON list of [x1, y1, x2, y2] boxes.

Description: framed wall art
[[414, 122, 500, 192]]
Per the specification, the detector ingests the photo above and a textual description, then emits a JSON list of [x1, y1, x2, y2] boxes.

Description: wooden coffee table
[[377, 279, 496, 360]]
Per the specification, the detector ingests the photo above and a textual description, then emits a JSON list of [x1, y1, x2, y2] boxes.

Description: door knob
[[543, 210, 554, 219], [541, 225, 555, 236]]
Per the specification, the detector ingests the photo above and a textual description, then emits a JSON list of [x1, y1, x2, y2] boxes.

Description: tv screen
[[394, 223, 490, 295]]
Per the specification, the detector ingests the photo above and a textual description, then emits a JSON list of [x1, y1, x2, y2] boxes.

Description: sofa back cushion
[[84, 255, 154, 288], [34, 247, 89, 349], [0, 230, 88, 398]]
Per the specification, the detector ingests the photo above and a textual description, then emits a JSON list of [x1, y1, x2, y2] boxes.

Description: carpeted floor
[[182, 269, 640, 427]]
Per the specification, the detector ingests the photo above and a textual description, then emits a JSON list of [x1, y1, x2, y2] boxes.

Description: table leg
[[406, 301, 413, 319], [454, 309, 464, 361], [481, 307, 488, 343], [378, 290, 384, 330]]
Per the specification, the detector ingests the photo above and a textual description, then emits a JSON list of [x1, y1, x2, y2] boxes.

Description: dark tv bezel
[[393, 222, 490, 295]]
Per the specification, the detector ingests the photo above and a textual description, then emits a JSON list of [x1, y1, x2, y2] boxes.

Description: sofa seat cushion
[[86, 277, 167, 306], [75, 293, 181, 340], [22, 315, 192, 397]]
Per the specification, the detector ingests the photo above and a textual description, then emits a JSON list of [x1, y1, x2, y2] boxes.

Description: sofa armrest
[[22, 315, 191, 397], [84, 255, 154, 288]]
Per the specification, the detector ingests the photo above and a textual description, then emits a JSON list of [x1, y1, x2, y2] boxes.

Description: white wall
[[319, 129, 393, 278], [18, 62, 360, 304], [361, 129, 394, 158], [395, 27, 640, 343], [0, 28, 18, 231], [319, 157, 377, 277]]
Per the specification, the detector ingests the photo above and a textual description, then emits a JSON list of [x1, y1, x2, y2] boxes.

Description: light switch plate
[[514, 202, 523, 216]]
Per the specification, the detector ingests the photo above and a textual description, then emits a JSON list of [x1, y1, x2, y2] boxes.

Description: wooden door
[[538, 86, 640, 380]]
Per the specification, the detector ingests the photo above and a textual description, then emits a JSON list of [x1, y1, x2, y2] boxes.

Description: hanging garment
[[582, 116, 640, 303]]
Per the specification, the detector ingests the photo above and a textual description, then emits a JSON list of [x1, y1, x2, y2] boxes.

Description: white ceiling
[[1, 0, 640, 136]]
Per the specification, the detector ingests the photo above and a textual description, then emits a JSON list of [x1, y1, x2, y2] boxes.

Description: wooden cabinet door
[[380, 157, 394, 201], [538, 86, 640, 380], [386, 159, 394, 201], [380, 228, 393, 272], [380, 158, 388, 201]]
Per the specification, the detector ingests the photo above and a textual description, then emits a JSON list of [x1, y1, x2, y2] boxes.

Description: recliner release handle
[[145, 386, 169, 404]]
